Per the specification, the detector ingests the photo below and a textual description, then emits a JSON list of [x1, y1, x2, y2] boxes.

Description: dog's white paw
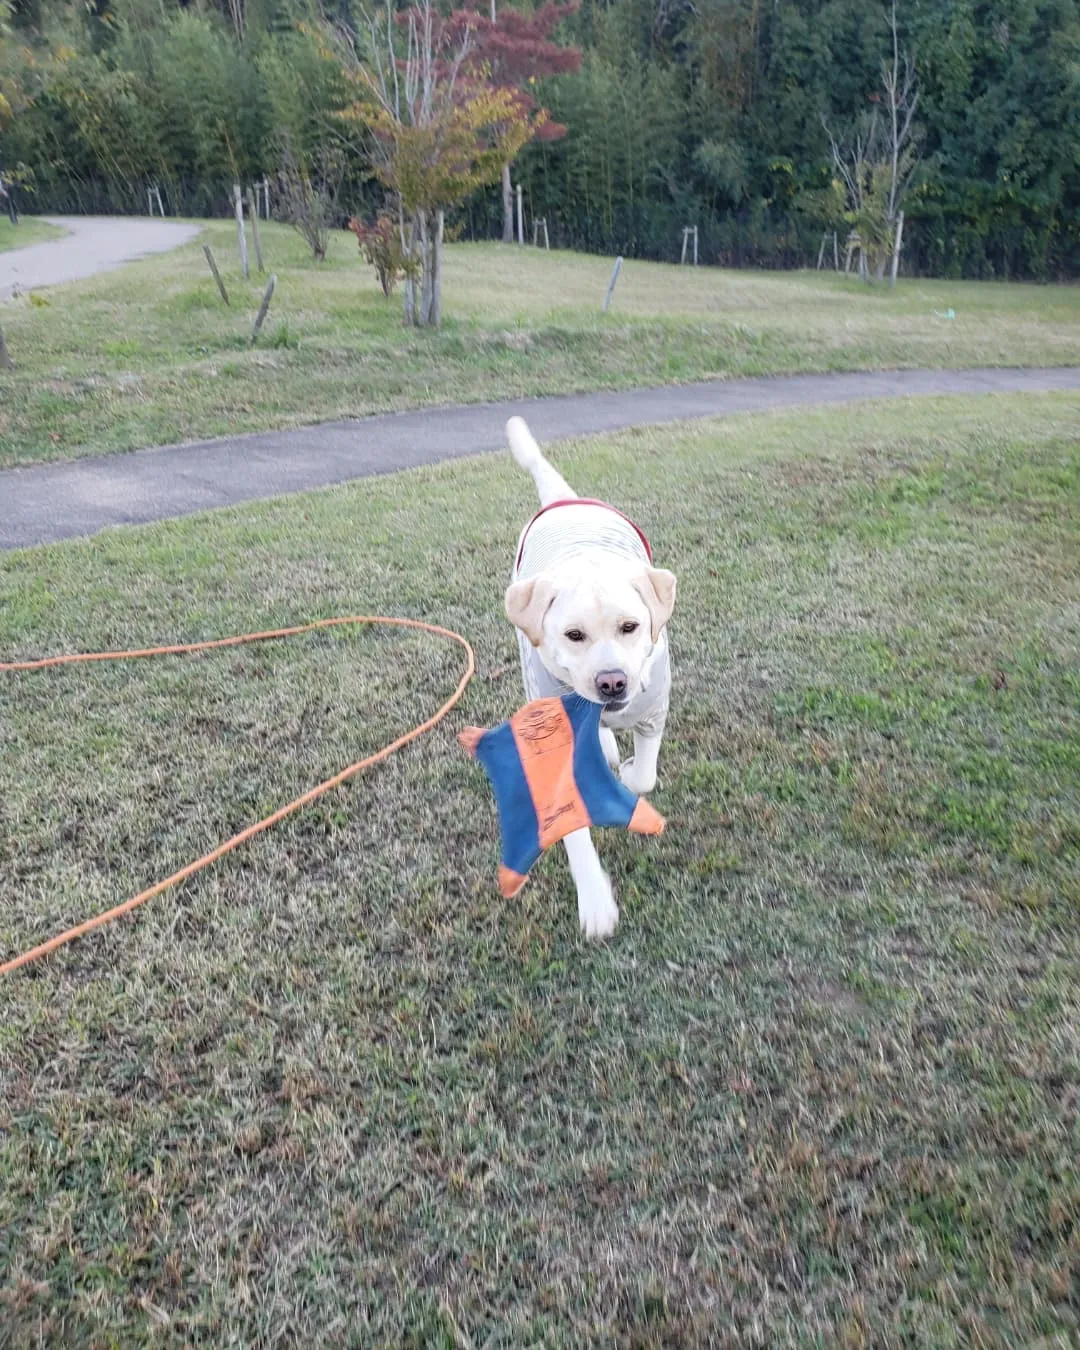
[[619, 758, 657, 797], [599, 727, 620, 770], [578, 872, 619, 940]]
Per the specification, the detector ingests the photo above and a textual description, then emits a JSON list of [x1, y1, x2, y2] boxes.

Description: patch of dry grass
[[1, 393, 1078, 1344]]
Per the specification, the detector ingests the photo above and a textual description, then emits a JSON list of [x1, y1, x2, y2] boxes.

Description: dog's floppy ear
[[505, 576, 557, 647], [632, 568, 677, 642]]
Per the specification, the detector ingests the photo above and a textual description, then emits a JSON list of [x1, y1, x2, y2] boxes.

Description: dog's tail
[[507, 416, 542, 470], [507, 417, 577, 507]]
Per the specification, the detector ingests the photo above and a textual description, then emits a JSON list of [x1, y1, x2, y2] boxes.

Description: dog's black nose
[[595, 669, 628, 701]]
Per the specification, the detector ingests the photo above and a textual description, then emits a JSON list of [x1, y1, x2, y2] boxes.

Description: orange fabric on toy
[[459, 694, 664, 897]]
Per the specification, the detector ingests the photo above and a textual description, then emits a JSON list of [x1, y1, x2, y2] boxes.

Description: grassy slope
[[0, 216, 67, 252], [1, 220, 1078, 467], [1, 394, 1078, 1345]]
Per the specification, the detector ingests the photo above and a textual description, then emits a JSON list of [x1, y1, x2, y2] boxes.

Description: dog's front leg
[[599, 726, 620, 769], [619, 729, 662, 797], [564, 828, 619, 939]]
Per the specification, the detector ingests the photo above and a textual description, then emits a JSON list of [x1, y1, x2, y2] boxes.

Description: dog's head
[[505, 559, 676, 708]]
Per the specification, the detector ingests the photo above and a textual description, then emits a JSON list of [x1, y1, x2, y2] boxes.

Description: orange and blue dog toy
[[458, 694, 665, 897]]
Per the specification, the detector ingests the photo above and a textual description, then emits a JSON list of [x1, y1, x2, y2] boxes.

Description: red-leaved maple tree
[[462, 2, 582, 243]]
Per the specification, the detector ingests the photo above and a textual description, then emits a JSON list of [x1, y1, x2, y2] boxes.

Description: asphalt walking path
[[0, 216, 200, 302], [2, 366, 1078, 550]]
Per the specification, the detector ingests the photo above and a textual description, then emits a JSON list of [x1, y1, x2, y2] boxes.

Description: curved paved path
[[0, 216, 200, 302], [2, 365, 1077, 551]]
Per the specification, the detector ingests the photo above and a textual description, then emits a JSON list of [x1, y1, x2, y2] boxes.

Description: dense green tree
[[0, 0, 1076, 277]]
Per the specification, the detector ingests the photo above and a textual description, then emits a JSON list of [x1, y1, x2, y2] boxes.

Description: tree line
[[2, 0, 1078, 281]]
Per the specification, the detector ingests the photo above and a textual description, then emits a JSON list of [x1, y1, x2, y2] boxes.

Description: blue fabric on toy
[[458, 693, 664, 897]]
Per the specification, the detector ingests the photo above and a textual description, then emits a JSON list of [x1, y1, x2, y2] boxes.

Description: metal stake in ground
[[233, 183, 249, 280], [251, 274, 277, 343], [202, 244, 230, 305], [602, 256, 623, 313]]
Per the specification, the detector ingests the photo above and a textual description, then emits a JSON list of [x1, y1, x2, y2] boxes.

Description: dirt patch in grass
[[1, 393, 1078, 1344]]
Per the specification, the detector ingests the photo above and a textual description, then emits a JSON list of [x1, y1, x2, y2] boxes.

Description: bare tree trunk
[[890, 211, 905, 288], [431, 209, 444, 326], [883, 0, 918, 236], [501, 163, 514, 244], [493, 0, 513, 245], [414, 208, 445, 327], [887, 0, 901, 226], [418, 211, 429, 325], [419, 211, 434, 324], [401, 210, 418, 326]]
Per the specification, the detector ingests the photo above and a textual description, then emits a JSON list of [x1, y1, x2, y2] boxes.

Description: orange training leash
[[0, 616, 476, 978]]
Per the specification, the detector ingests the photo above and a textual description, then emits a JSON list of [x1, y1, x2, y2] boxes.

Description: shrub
[[347, 213, 417, 297], [274, 144, 343, 261]]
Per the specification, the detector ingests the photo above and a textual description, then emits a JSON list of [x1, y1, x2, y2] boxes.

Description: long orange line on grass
[[0, 616, 475, 977]]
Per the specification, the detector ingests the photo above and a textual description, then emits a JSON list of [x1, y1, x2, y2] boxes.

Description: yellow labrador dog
[[504, 417, 677, 938]]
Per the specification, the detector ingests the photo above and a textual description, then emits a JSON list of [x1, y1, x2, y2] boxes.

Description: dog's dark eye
[[565, 629, 586, 643], [620, 622, 639, 635]]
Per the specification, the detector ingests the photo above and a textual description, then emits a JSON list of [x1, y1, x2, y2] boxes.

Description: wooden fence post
[[516, 184, 524, 245], [692, 225, 698, 265], [246, 187, 264, 273], [203, 244, 230, 305], [251, 274, 277, 343], [602, 256, 623, 313], [0, 323, 14, 371], [233, 183, 249, 280], [680, 228, 688, 264]]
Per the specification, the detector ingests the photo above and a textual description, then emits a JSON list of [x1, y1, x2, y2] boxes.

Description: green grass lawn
[[1, 393, 1078, 1344], [0, 215, 67, 252], [1, 219, 1078, 468]]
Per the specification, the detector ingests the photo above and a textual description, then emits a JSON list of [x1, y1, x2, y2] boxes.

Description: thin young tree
[[470, 1, 581, 244], [333, 1, 537, 326], [824, 0, 919, 280]]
